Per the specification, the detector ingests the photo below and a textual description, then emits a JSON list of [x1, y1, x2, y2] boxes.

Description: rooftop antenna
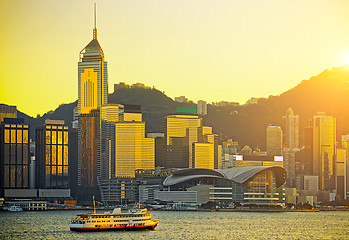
[[93, 3, 97, 39]]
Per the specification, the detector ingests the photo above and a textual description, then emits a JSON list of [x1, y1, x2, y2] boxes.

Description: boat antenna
[[93, 196, 96, 214]]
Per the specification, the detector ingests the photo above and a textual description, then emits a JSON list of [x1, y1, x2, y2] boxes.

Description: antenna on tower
[[93, 3, 97, 39]]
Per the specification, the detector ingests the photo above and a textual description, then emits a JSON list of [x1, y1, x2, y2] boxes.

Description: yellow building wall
[[193, 143, 214, 169], [80, 68, 98, 114], [124, 112, 142, 122], [165, 115, 201, 145], [115, 122, 155, 177], [101, 104, 124, 122], [337, 148, 345, 177], [312, 116, 336, 190]]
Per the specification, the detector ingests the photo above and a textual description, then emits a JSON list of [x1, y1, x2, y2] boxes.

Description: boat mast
[[93, 196, 96, 214]]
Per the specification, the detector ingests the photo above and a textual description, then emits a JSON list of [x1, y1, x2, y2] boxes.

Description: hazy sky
[[1, 0, 349, 117]]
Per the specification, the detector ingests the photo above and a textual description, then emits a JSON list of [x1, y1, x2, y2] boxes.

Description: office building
[[0, 105, 17, 123], [100, 104, 124, 180], [266, 125, 283, 156], [77, 5, 107, 201], [147, 133, 165, 168], [68, 127, 78, 197], [342, 135, 349, 199], [0, 118, 30, 197], [336, 148, 346, 200], [164, 113, 218, 170], [192, 143, 214, 169], [36, 120, 69, 189], [114, 122, 155, 178], [284, 108, 299, 149], [164, 113, 201, 168], [311, 112, 336, 191]]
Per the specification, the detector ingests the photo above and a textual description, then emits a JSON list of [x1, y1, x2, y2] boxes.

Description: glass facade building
[[311, 113, 336, 191], [79, 110, 99, 188], [163, 167, 286, 205], [114, 122, 155, 178], [77, 10, 108, 195], [0, 118, 30, 196], [36, 120, 69, 189], [192, 143, 214, 169]]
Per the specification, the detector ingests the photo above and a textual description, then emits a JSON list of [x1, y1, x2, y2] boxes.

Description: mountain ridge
[[3, 65, 349, 149]]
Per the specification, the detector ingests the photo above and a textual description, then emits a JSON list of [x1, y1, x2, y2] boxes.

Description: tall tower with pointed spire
[[77, 4, 108, 195], [78, 4, 108, 114]]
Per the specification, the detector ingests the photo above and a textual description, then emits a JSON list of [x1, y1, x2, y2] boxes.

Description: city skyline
[[1, 1, 349, 117]]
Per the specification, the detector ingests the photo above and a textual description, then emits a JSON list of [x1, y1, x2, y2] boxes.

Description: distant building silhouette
[[266, 125, 283, 156], [197, 100, 207, 116], [0, 105, 17, 123], [284, 108, 299, 149]]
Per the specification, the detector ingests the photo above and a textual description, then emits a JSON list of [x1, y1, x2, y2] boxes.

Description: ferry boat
[[70, 207, 159, 231]]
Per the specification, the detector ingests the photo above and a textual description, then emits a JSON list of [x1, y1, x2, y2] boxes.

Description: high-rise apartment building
[[36, 120, 69, 189], [0, 118, 30, 197], [311, 112, 336, 191], [0, 105, 17, 123], [283, 148, 296, 187], [284, 108, 299, 149], [266, 125, 283, 156], [197, 100, 207, 116]]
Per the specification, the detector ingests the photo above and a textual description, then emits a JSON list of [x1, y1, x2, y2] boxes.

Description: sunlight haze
[[1, 0, 349, 117]]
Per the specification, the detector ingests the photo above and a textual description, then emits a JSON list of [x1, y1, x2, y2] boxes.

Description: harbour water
[[1, 210, 348, 239]]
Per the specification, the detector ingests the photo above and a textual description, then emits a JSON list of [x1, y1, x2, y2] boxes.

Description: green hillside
[[10, 65, 349, 150]]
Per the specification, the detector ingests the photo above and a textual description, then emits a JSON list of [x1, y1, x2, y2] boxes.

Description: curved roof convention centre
[[163, 166, 287, 188]]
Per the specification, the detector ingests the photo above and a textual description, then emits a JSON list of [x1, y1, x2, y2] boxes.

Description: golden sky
[[1, 0, 349, 117]]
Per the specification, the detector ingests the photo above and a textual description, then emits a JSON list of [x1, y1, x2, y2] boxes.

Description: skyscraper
[[284, 108, 299, 149], [311, 112, 336, 191], [77, 5, 107, 201], [78, 5, 108, 115], [266, 125, 283, 156]]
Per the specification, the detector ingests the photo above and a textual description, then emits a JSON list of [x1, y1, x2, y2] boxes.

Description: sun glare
[[342, 55, 349, 65]]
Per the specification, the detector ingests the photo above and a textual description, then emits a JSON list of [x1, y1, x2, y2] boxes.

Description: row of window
[[4, 128, 29, 144], [85, 218, 149, 224], [3, 144, 29, 165], [90, 214, 149, 219], [3, 165, 28, 188], [45, 130, 68, 145], [45, 145, 68, 166]]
